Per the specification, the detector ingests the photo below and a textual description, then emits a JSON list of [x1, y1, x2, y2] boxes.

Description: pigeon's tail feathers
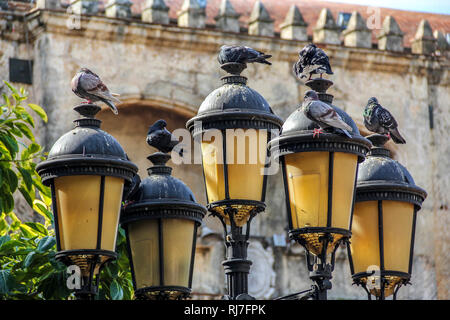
[[249, 54, 272, 65], [389, 127, 406, 144], [319, 109, 353, 132], [102, 99, 119, 115], [341, 129, 352, 138]]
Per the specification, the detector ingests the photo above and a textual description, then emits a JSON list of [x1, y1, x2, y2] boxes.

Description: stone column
[[411, 19, 436, 55], [142, 0, 170, 24], [105, 0, 132, 19], [36, 0, 61, 9], [177, 0, 206, 29], [377, 16, 404, 52], [69, 0, 99, 15], [279, 4, 308, 41], [214, 0, 240, 33], [248, 0, 274, 37], [313, 8, 340, 45], [342, 11, 371, 48]]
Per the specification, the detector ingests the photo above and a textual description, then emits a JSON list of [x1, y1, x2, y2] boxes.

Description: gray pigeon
[[218, 45, 272, 65], [293, 43, 333, 80], [146, 119, 183, 155], [71, 68, 121, 115], [363, 97, 406, 144], [301, 90, 352, 138]]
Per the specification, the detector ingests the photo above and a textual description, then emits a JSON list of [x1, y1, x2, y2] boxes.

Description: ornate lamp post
[[348, 134, 427, 300], [36, 104, 138, 300], [186, 62, 282, 300], [269, 79, 371, 300], [120, 122, 206, 300]]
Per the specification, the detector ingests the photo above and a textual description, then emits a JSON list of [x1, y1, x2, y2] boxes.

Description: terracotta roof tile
[[54, 0, 450, 47]]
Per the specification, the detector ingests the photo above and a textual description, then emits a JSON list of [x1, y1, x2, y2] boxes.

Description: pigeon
[[218, 45, 272, 65], [71, 68, 121, 115], [301, 90, 352, 138], [363, 97, 406, 144], [293, 43, 333, 80], [122, 172, 141, 203], [146, 119, 183, 155]]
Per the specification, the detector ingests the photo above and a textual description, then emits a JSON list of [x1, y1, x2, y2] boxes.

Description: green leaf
[[19, 186, 34, 207], [36, 236, 55, 252], [17, 167, 33, 191], [0, 235, 11, 249], [24, 222, 48, 236], [0, 134, 18, 157], [0, 270, 13, 294], [110, 280, 123, 300], [23, 251, 37, 268], [4, 168, 18, 193], [33, 200, 53, 223], [28, 104, 48, 123], [19, 224, 38, 238], [27, 142, 41, 154], [15, 122, 34, 141], [3, 81, 19, 96]]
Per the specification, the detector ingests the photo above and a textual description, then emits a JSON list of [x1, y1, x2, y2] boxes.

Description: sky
[[323, 0, 450, 15]]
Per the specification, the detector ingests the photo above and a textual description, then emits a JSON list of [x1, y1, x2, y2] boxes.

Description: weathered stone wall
[[0, 6, 448, 300]]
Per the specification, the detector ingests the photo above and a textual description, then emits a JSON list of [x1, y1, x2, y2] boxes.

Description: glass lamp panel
[[100, 176, 124, 251], [284, 152, 329, 229], [350, 201, 380, 274], [226, 129, 268, 200], [331, 153, 358, 229], [163, 219, 195, 287], [201, 135, 225, 203], [54, 175, 101, 250], [382, 201, 414, 273], [127, 220, 160, 290]]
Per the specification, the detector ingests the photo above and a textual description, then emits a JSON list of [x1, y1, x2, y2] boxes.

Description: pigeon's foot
[[81, 100, 93, 104], [313, 128, 323, 138], [386, 132, 391, 140]]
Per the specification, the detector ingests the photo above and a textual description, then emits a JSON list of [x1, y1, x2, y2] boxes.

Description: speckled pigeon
[[293, 43, 333, 80], [146, 119, 183, 155], [71, 68, 121, 115], [363, 97, 406, 144], [301, 90, 352, 138], [218, 45, 272, 65]]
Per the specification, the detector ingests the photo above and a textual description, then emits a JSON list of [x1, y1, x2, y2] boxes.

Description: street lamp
[[269, 79, 371, 300], [186, 62, 283, 300], [120, 125, 206, 300], [348, 134, 427, 300], [36, 104, 138, 300]]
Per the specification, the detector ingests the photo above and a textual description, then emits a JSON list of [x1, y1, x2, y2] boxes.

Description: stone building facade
[[0, 0, 449, 299]]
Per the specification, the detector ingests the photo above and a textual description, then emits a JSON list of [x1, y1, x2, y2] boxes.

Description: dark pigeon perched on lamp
[[363, 97, 406, 144], [293, 43, 333, 80], [71, 68, 121, 115], [301, 90, 352, 138], [146, 119, 183, 156], [218, 45, 272, 65]]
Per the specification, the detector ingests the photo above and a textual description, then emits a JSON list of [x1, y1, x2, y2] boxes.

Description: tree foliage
[[0, 81, 133, 300]]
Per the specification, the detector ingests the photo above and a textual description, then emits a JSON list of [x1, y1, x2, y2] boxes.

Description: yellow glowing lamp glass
[[350, 200, 415, 297], [54, 175, 124, 251], [127, 219, 195, 290], [201, 128, 268, 226], [284, 151, 358, 255]]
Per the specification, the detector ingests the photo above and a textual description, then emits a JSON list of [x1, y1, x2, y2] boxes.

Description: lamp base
[[207, 199, 265, 227], [352, 270, 410, 300], [55, 249, 117, 300], [135, 286, 191, 300], [289, 227, 351, 256]]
